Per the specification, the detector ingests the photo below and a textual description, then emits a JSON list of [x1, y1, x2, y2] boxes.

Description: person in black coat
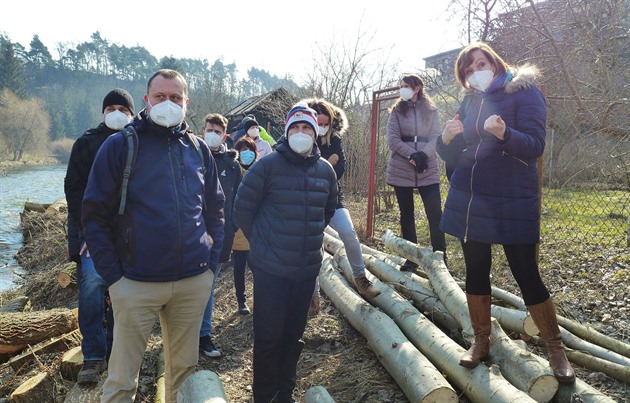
[[234, 102, 338, 403], [64, 88, 135, 384], [199, 112, 242, 358]]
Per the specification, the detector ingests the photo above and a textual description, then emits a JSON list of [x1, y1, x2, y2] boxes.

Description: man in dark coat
[[64, 88, 134, 384], [199, 112, 242, 358], [234, 102, 338, 403]]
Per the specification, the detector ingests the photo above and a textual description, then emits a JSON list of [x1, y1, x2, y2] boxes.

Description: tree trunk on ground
[[155, 350, 165, 403], [303, 386, 335, 403], [9, 372, 55, 403], [319, 257, 458, 402], [565, 348, 630, 383], [22, 201, 51, 213], [57, 263, 77, 289], [559, 327, 630, 367], [60, 346, 83, 381], [0, 308, 78, 354], [0, 296, 30, 313], [63, 372, 106, 403], [176, 370, 227, 403], [552, 379, 617, 403], [331, 251, 538, 402], [381, 230, 561, 401]]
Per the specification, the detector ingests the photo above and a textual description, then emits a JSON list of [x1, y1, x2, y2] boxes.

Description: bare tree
[[0, 89, 50, 161]]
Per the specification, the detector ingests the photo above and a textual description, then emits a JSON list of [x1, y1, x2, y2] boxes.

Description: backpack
[[117, 126, 206, 215]]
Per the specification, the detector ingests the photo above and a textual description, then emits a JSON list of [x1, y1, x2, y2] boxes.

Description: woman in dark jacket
[[438, 42, 574, 383], [306, 98, 380, 315]]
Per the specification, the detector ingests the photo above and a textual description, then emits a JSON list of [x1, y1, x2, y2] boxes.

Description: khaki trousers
[[101, 271, 213, 403]]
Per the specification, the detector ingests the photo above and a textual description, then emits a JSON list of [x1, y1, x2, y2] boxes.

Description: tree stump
[[61, 346, 83, 381], [9, 372, 54, 403], [57, 263, 77, 288]]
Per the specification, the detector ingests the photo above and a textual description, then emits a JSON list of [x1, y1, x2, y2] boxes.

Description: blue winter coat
[[233, 136, 338, 281], [82, 110, 225, 286], [437, 66, 545, 245]]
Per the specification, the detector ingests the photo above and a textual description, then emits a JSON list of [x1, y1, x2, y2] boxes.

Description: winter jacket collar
[[464, 64, 540, 96]]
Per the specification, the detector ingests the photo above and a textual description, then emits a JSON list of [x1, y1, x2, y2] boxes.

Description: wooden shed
[[224, 87, 298, 140]]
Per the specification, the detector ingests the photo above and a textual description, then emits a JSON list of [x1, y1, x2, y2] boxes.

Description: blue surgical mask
[[240, 150, 256, 165]]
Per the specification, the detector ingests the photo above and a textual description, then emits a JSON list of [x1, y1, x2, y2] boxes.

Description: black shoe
[[199, 336, 221, 358], [238, 301, 251, 315], [400, 260, 419, 272], [77, 359, 107, 384]]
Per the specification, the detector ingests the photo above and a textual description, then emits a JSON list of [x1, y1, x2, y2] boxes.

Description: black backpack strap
[[185, 131, 206, 174], [118, 126, 138, 215]]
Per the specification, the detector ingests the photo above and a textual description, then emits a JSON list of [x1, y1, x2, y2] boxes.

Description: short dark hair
[[147, 69, 188, 96], [204, 113, 228, 131]]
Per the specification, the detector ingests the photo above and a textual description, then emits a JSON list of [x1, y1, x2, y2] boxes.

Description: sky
[[1, 0, 463, 84]]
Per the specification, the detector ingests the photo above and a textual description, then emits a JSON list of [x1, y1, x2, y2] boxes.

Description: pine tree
[[0, 36, 28, 98]]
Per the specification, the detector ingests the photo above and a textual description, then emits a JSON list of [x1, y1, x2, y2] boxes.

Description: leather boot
[[527, 298, 576, 384], [354, 275, 381, 299], [459, 294, 492, 368]]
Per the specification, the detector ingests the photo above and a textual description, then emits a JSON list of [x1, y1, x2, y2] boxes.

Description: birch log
[[333, 253, 537, 402], [318, 257, 458, 402], [303, 386, 335, 403], [155, 350, 165, 403], [565, 349, 630, 383], [363, 255, 538, 337], [381, 230, 560, 402], [553, 379, 618, 403], [176, 370, 227, 403]]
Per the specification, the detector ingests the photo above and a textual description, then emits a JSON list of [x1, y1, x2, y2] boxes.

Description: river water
[[0, 164, 66, 292]]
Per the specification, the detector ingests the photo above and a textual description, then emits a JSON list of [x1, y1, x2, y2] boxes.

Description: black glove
[[409, 152, 428, 173]]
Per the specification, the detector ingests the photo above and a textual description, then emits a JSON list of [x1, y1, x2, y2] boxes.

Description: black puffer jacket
[[64, 123, 118, 262], [314, 102, 348, 209], [211, 144, 241, 262], [233, 136, 338, 281]]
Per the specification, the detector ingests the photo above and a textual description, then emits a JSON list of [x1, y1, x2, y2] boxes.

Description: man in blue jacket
[[82, 69, 225, 402], [234, 102, 338, 403]]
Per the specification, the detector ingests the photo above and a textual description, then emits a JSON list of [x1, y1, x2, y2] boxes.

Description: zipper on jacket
[[501, 151, 529, 166], [413, 104, 420, 186], [464, 98, 485, 242], [167, 138, 184, 276]]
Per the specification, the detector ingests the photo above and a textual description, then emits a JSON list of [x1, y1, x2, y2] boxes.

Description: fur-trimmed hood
[[465, 64, 540, 95], [303, 98, 349, 137], [329, 103, 349, 137]]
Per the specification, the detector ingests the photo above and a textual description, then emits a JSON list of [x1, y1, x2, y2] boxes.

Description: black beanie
[[242, 116, 259, 132], [102, 88, 135, 114]]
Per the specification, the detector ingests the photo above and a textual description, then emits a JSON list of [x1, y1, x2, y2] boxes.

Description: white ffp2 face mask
[[399, 87, 414, 101], [288, 132, 314, 155], [247, 127, 260, 138], [468, 70, 495, 92], [104, 110, 131, 130], [318, 126, 329, 137], [149, 100, 185, 128], [204, 131, 223, 148]]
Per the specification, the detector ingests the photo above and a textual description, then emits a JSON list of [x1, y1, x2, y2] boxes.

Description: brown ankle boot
[[459, 294, 492, 368], [354, 275, 381, 298], [528, 298, 576, 384]]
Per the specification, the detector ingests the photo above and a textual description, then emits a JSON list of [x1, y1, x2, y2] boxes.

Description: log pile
[[315, 228, 628, 402]]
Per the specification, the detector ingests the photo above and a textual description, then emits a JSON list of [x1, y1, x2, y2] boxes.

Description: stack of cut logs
[[1, 228, 628, 402]]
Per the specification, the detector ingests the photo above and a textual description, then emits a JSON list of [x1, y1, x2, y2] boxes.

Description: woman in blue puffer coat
[[437, 42, 575, 384]]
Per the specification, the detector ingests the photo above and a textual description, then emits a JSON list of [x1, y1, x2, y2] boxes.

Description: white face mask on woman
[[399, 87, 414, 101], [148, 100, 185, 128], [318, 126, 329, 137], [288, 132, 314, 155], [104, 110, 131, 130], [247, 127, 260, 138], [467, 70, 495, 92]]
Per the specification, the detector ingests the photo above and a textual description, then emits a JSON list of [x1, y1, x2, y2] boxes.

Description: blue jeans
[[200, 264, 222, 337], [78, 248, 109, 361]]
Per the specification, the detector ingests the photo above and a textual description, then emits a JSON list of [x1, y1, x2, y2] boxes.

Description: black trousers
[[252, 268, 316, 403], [393, 183, 446, 252], [461, 240, 550, 305], [233, 250, 249, 304]]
